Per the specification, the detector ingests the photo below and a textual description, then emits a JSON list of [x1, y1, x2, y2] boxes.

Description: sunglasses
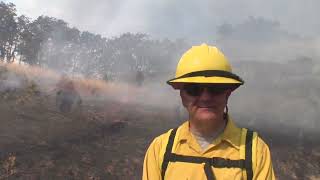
[[183, 84, 234, 96]]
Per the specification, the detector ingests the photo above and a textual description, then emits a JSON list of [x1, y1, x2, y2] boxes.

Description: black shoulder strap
[[161, 128, 177, 180], [161, 127, 254, 180], [245, 129, 254, 180]]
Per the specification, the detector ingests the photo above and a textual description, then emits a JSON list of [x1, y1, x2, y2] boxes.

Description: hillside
[[0, 63, 319, 180]]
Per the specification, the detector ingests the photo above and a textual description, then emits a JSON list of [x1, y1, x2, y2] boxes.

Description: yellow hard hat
[[167, 44, 244, 89]]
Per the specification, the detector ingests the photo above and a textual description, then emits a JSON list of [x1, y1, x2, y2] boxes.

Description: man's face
[[180, 84, 232, 126]]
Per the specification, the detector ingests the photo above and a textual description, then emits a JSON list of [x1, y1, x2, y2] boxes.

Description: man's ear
[[180, 90, 187, 108], [226, 90, 232, 101]]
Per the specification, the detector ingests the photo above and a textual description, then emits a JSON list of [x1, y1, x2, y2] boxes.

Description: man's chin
[[194, 113, 218, 123]]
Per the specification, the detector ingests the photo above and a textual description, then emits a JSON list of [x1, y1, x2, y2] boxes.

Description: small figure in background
[[0, 65, 8, 81], [55, 75, 82, 113], [0, 65, 9, 95], [103, 74, 109, 83], [135, 70, 144, 87]]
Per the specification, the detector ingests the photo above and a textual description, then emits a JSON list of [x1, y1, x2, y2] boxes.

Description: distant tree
[[15, 14, 109, 76], [18, 16, 81, 69], [107, 33, 148, 72], [1, 2, 189, 82], [103, 33, 188, 82], [217, 17, 289, 43], [0, 2, 19, 62], [71, 31, 108, 77], [18, 16, 54, 65], [217, 23, 233, 37], [40, 18, 80, 71], [16, 15, 32, 64]]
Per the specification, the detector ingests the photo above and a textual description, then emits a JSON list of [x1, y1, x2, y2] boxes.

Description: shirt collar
[[177, 116, 242, 150], [221, 116, 242, 149]]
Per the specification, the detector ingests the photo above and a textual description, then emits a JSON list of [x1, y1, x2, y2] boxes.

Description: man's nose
[[198, 88, 215, 100]]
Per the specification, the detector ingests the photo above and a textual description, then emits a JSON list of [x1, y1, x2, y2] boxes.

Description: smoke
[[216, 17, 320, 62], [9, 0, 320, 66], [3, 0, 320, 136], [0, 62, 180, 109], [10, 0, 320, 39]]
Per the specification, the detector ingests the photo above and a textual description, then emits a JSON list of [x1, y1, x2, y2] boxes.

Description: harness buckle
[[210, 158, 216, 166], [169, 153, 176, 162], [210, 158, 233, 168]]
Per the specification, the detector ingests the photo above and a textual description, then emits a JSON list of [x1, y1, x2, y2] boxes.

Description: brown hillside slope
[[0, 63, 319, 180]]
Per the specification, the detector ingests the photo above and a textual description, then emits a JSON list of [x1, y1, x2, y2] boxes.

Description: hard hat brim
[[167, 76, 243, 90]]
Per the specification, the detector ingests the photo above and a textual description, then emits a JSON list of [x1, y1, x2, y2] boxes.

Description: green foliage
[[0, 1, 189, 81], [0, 2, 18, 62]]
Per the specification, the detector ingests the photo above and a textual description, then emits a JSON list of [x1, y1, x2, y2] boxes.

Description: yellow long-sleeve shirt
[[143, 118, 275, 180]]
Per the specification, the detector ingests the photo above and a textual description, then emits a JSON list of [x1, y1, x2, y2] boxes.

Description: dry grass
[[0, 62, 319, 179]]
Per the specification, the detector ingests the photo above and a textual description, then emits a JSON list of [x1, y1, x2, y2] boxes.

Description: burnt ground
[[0, 83, 319, 180]]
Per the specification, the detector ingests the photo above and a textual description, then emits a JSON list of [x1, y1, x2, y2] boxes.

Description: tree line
[[0, 2, 188, 80]]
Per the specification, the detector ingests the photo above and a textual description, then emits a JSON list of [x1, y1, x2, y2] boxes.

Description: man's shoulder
[[149, 122, 186, 149], [238, 127, 272, 155], [152, 128, 176, 146], [228, 119, 271, 151], [255, 133, 271, 151]]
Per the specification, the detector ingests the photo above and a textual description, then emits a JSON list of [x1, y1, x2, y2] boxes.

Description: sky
[[4, 0, 320, 41]]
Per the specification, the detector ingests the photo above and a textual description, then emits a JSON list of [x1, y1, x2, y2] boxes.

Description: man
[[143, 44, 275, 180], [55, 75, 82, 113], [136, 70, 145, 87]]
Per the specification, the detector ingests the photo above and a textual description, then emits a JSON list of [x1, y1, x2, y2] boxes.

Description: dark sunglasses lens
[[184, 84, 202, 96], [184, 84, 231, 96], [207, 86, 228, 94]]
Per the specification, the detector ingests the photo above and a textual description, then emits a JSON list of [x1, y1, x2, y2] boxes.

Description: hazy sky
[[4, 0, 320, 41]]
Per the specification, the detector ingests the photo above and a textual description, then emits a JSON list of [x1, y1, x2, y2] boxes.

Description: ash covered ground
[[0, 63, 319, 180]]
